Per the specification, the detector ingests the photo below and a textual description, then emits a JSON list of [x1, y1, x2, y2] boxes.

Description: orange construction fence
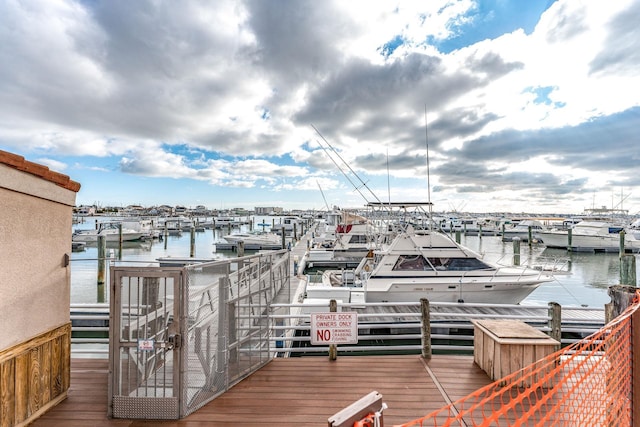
[[394, 293, 640, 427]]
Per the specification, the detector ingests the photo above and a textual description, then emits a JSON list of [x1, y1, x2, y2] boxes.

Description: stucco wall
[[0, 164, 76, 350]]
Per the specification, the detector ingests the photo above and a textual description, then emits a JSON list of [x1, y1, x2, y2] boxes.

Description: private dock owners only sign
[[310, 312, 358, 345]]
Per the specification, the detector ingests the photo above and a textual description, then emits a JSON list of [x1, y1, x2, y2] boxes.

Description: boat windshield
[[392, 255, 493, 272]]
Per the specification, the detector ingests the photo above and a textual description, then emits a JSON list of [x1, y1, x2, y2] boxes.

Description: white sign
[[138, 339, 155, 351], [310, 312, 358, 345]]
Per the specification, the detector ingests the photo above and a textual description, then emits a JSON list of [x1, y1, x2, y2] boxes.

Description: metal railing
[[268, 300, 605, 356], [70, 301, 605, 358]]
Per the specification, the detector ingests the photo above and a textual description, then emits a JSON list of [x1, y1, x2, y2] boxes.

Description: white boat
[[501, 220, 545, 242], [303, 226, 553, 305], [537, 220, 640, 253], [72, 223, 145, 242], [222, 231, 281, 246]]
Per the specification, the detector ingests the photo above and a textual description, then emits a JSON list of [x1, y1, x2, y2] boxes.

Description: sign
[[310, 312, 358, 345], [138, 339, 155, 351]]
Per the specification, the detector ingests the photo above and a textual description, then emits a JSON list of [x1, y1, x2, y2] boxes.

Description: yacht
[[72, 222, 144, 242], [537, 220, 640, 253], [501, 219, 545, 242], [222, 230, 281, 246], [302, 226, 553, 305]]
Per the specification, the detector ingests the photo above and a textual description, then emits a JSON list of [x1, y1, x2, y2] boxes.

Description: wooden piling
[[329, 299, 337, 361], [512, 238, 521, 266], [621, 254, 637, 287], [421, 298, 431, 359], [97, 235, 106, 303], [190, 226, 196, 257], [548, 302, 561, 345]]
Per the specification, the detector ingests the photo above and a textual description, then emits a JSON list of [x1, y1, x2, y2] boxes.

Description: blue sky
[[1, 0, 639, 215]]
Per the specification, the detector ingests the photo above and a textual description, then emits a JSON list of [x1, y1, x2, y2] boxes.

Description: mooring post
[[329, 299, 338, 361], [567, 228, 573, 252], [237, 240, 245, 257], [420, 298, 432, 359], [528, 226, 533, 247], [621, 254, 637, 286], [164, 224, 168, 249], [606, 285, 637, 323], [547, 302, 562, 346], [118, 223, 123, 259], [632, 292, 640, 427], [620, 230, 626, 257], [512, 237, 521, 266], [97, 234, 106, 303], [190, 225, 196, 257]]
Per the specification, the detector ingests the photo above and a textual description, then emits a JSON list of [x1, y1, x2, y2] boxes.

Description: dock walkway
[[31, 355, 491, 427]]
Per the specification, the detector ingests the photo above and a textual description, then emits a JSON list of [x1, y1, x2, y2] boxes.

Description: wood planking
[[31, 355, 492, 427], [0, 323, 70, 427]]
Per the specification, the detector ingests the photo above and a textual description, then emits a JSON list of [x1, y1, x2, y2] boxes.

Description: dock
[[30, 355, 492, 427]]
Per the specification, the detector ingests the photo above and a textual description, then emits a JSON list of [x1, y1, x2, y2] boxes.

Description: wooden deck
[[30, 355, 491, 427]]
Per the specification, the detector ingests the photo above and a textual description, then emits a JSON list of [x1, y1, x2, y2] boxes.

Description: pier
[[32, 229, 622, 427]]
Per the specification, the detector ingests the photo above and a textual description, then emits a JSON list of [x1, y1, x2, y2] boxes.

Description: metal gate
[[107, 250, 290, 420], [108, 267, 186, 419]]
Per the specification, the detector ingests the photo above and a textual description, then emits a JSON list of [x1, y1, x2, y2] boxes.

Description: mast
[[425, 106, 433, 225]]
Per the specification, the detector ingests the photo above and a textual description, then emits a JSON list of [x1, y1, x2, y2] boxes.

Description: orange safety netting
[[395, 296, 638, 427]]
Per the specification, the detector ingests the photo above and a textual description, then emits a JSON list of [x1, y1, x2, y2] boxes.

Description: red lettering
[[316, 329, 331, 342]]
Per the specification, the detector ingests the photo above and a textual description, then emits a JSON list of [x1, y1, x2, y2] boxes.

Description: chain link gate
[[108, 267, 186, 419], [107, 250, 290, 420]]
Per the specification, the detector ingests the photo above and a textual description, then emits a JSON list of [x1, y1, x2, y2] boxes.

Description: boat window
[[445, 258, 493, 271], [392, 255, 433, 271], [348, 234, 369, 244]]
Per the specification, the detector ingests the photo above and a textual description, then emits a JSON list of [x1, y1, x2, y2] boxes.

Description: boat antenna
[[386, 148, 391, 207], [311, 124, 389, 210], [425, 106, 433, 224], [316, 180, 331, 211]]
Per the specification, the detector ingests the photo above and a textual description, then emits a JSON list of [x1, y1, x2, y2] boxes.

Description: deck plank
[[30, 355, 491, 427]]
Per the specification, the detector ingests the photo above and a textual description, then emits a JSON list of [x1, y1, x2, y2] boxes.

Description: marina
[[35, 221, 637, 426]]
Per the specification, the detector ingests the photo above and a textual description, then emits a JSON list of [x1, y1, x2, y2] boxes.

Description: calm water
[[70, 219, 638, 309], [70, 216, 280, 304]]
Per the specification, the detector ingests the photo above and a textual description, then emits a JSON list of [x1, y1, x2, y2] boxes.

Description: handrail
[[70, 300, 605, 357]]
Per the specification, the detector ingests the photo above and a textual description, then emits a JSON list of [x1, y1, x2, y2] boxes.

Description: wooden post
[[164, 224, 168, 249], [620, 230, 626, 257], [281, 231, 286, 250], [329, 299, 337, 361], [478, 223, 482, 239], [455, 230, 461, 243], [621, 254, 637, 286], [512, 237, 521, 266], [190, 225, 196, 257], [421, 298, 431, 359], [97, 234, 106, 303], [528, 226, 533, 247], [118, 223, 123, 259], [237, 240, 245, 257], [548, 302, 562, 346], [606, 285, 637, 323], [632, 298, 640, 427], [567, 228, 573, 251], [293, 223, 298, 241]]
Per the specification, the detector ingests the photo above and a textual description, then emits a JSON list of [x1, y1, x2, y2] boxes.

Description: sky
[[1, 0, 639, 215]]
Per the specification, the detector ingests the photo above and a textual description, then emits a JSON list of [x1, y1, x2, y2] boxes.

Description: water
[[70, 215, 286, 304], [70, 219, 638, 309]]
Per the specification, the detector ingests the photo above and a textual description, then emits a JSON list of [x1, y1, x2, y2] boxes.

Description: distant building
[[255, 206, 283, 215]]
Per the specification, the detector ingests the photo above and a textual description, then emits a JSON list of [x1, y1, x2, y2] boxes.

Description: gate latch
[[168, 334, 182, 349]]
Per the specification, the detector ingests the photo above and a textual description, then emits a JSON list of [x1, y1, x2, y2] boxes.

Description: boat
[[300, 220, 391, 273], [222, 230, 282, 246], [72, 222, 145, 242], [537, 220, 640, 253], [302, 226, 554, 305], [501, 219, 545, 242]]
